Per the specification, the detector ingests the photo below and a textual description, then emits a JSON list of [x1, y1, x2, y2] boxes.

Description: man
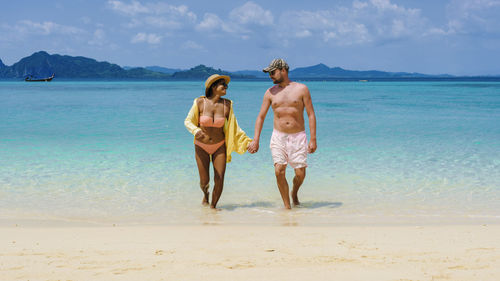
[[248, 58, 317, 209]]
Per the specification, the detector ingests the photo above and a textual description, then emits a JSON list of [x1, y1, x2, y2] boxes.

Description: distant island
[[0, 51, 498, 80], [0, 51, 257, 80], [0, 51, 169, 80]]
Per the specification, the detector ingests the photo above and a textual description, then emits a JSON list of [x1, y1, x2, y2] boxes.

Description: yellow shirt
[[184, 97, 252, 163]]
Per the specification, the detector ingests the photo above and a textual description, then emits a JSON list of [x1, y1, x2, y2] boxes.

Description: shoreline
[[2, 211, 500, 228], [2, 224, 499, 280], [2, 218, 500, 228]]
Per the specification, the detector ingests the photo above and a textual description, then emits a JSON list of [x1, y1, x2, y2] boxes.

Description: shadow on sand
[[218, 201, 274, 211], [294, 201, 343, 209], [218, 201, 343, 211]]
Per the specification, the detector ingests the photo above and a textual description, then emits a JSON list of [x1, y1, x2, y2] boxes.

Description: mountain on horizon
[[0, 51, 256, 80], [230, 64, 454, 79], [0, 51, 170, 79], [123, 65, 183, 74], [0, 51, 465, 80], [232, 70, 268, 78], [145, 66, 183, 74], [172, 64, 254, 79], [289, 63, 448, 78]]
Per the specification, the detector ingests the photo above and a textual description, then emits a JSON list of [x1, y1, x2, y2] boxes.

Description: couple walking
[[184, 59, 317, 209]]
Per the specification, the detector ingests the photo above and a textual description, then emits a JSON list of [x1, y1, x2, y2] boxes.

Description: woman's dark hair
[[206, 79, 225, 97]]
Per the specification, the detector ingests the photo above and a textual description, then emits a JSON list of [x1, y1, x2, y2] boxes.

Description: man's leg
[[291, 167, 306, 206], [274, 164, 291, 209]]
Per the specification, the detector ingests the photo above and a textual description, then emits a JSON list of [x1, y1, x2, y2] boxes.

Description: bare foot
[[201, 184, 210, 206], [202, 192, 210, 205], [209, 205, 221, 210]]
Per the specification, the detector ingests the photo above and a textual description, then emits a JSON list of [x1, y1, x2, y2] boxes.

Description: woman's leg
[[195, 145, 211, 205], [210, 143, 226, 209]]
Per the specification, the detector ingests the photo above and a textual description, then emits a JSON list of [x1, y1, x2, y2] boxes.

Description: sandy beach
[[1, 224, 499, 281]]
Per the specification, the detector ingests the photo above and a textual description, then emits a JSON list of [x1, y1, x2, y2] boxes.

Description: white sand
[[1, 224, 499, 281]]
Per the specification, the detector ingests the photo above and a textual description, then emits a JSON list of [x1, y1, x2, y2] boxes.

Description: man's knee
[[294, 168, 306, 180], [274, 164, 286, 178]]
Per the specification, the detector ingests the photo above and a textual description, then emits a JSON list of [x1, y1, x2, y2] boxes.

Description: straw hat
[[205, 74, 230, 96]]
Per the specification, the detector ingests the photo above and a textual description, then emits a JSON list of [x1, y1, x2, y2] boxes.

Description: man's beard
[[272, 77, 283, 84]]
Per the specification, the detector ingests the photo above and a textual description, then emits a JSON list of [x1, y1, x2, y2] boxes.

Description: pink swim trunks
[[269, 129, 308, 169]]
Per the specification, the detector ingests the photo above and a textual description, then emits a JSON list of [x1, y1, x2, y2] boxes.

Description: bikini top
[[199, 98, 225, 128]]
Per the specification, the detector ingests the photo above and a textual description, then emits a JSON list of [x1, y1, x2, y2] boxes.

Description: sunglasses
[[216, 81, 228, 88], [269, 69, 280, 75]]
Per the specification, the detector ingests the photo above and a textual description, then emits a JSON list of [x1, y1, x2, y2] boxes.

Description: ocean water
[[0, 81, 499, 226]]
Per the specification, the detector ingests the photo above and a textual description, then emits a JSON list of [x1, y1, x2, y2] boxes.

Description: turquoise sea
[[1, 81, 499, 226]]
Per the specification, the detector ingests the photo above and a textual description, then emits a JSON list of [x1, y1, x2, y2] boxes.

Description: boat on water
[[25, 74, 55, 82]]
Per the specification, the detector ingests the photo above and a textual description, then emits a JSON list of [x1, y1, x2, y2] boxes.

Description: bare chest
[[271, 91, 303, 110]]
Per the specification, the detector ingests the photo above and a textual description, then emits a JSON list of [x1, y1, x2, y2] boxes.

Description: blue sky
[[1, 0, 499, 75]]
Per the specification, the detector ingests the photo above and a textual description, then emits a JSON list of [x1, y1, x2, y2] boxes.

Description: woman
[[184, 74, 252, 209]]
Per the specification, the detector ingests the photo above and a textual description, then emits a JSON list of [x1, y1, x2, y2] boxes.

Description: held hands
[[247, 140, 259, 154], [308, 139, 317, 153]]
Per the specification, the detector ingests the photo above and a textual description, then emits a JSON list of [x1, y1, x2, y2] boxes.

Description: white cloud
[[181, 40, 205, 51], [195, 2, 272, 39], [153, 4, 196, 22], [107, 0, 148, 16], [295, 30, 312, 38], [229, 1, 273, 26], [0, 20, 90, 47], [279, 0, 429, 45], [445, 0, 500, 34], [16, 20, 84, 35], [125, 18, 142, 28], [196, 13, 233, 33], [144, 16, 182, 29], [196, 13, 221, 31], [353, 0, 369, 9], [108, 1, 197, 29], [88, 29, 106, 46], [370, 0, 400, 11], [131, 32, 162, 44]]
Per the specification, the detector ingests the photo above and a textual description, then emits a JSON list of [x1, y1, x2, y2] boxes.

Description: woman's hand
[[247, 140, 259, 154], [195, 130, 210, 142]]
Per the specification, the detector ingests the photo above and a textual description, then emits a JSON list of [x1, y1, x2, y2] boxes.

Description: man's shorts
[[269, 129, 308, 169]]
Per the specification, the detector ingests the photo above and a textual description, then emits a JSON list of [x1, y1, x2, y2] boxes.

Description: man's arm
[[248, 91, 272, 153], [303, 86, 317, 153]]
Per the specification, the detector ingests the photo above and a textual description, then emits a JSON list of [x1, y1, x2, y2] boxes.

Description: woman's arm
[[184, 98, 202, 136]]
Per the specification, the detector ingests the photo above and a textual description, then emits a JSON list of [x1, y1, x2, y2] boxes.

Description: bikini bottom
[[195, 140, 225, 155]]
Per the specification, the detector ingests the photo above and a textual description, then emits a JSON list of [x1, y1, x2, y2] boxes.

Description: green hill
[[0, 51, 170, 79], [0, 52, 257, 80], [171, 64, 254, 79], [1, 51, 468, 80]]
